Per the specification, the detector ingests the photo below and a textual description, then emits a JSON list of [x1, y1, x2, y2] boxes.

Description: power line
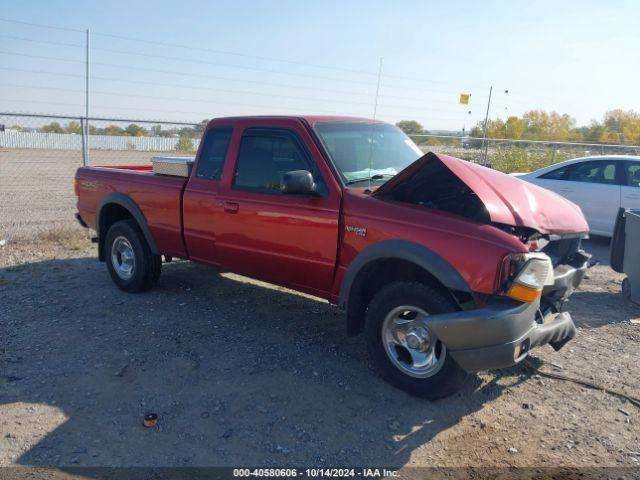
[[0, 50, 84, 64], [0, 17, 84, 33], [0, 48, 377, 86], [0, 65, 85, 80], [0, 96, 366, 117], [0, 16, 379, 76], [90, 47, 379, 86], [0, 33, 84, 48], [0, 65, 368, 98], [0, 64, 482, 113], [0, 50, 380, 94], [0, 82, 375, 107], [0, 82, 484, 118], [0, 48, 482, 104], [0, 29, 503, 96], [0, 33, 487, 94], [92, 31, 381, 77], [0, 16, 492, 90]]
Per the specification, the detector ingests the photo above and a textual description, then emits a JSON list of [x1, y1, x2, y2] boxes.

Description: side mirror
[[281, 170, 318, 195]]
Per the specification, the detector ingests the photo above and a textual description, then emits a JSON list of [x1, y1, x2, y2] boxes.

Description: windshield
[[313, 122, 424, 185]]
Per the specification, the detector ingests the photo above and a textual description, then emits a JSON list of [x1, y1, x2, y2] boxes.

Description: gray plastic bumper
[[421, 297, 577, 373]]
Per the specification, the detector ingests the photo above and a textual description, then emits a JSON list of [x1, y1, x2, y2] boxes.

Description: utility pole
[[480, 85, 492, 165], [83, 28, 90, 166], [367, 57, 383, 191], [372, 57, 383, 120]]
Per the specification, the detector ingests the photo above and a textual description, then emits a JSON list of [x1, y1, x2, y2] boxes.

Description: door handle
[[626, 193, 640, 200], [222, 201, 239, 214], [558, 188, 573, 193]]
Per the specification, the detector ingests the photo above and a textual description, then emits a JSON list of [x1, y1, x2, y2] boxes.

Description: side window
[[625, 162, 640, 187], [195, 128, 232, 180], [234, 130, 326, 194], [540, 166, 569, 180], [567, 161, 617, 185]]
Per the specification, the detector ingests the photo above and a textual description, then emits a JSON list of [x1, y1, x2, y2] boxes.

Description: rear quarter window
[[195, 128, 232, 180], [539, 165, 569, 180]]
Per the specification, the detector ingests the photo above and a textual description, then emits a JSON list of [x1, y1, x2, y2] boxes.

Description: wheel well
[[345, 258, 468, 337], [98, 203, 134, 261]]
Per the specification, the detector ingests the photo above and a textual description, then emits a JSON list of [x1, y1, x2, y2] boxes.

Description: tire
[[105, 219, 161, 293], [365, 281, 470, 399]]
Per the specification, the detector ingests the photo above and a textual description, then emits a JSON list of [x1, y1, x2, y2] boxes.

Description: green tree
[[104, 125, 125, 136], [124, 124, 147, 137], [602, 109, 640, 144], [150, 125, 163, 137], [65, 121, 82, 134], [396, 120, 425, 136], [175, 135, 194, 152], [177, 126, 198, 138], [195, 119, 208, 135], [41, 122, 65, 133], [505, 116, 525, 139]]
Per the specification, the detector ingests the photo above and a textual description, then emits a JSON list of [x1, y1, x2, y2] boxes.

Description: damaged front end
[[372, 152, 591, 370], [373, 152, 591, 308]]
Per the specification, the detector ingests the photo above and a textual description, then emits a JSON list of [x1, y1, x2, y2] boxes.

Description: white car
[[516, 155, 640, 236]]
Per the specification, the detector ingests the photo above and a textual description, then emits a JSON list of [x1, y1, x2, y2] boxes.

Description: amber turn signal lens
[[507, 283, 541, 303]]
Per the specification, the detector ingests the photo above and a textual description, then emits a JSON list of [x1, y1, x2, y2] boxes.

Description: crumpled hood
[[374, 152, 589, 235]]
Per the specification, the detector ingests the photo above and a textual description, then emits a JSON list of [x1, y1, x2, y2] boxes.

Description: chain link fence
[[2, 112, 640, 241], [0, 113, 200, 240], [409, 134, 640, 172]]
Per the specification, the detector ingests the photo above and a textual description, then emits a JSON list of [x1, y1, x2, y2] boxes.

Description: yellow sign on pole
[[459, 93, 470, 105]]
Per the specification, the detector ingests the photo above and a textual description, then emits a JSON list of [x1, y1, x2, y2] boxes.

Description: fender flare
[[338, 239, 471, 309], [96, 192, 159, 260]]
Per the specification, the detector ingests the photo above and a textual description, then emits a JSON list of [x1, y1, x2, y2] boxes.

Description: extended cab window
[[195, 128, 232, 180], [233, 130, 325, 194], [567, 161, 616, 185]]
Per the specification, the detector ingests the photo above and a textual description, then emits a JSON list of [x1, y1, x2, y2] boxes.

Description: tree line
[[397, 109, 640, 145], [11, 120, 209, 139], [13, 109, 640, 146]]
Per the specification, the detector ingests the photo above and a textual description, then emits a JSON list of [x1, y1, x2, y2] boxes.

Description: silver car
[[516, 155, 640, 236]]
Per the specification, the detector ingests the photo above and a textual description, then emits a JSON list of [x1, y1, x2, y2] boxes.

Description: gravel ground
[[1, 231, 639, 470]]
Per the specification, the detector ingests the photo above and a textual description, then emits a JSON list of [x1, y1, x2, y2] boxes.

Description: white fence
[[0, 129, 200, 152]]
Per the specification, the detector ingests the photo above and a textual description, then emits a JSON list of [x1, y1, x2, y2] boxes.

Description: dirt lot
[[1, 230, 639, 470]]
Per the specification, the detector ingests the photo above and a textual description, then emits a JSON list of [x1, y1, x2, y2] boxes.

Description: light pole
[[480, 86, 492, 165]]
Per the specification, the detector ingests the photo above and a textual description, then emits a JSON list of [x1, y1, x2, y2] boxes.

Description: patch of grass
[[488, 147, 591, 173], [38, 227, 91, 250]]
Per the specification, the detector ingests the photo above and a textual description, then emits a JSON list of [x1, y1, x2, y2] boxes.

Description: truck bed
[[75, 165, 189, 258]]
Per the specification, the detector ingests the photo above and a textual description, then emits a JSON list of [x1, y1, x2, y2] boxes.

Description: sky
[[1, 0, 639, 131]]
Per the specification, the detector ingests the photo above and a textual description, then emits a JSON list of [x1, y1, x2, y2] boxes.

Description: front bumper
[[444, 302, 575, 372], [422, 261, 586, 373]]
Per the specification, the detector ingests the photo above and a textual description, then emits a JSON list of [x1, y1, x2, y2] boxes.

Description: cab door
[[214, 120, 342, 296], [182, 126, 233, 265]]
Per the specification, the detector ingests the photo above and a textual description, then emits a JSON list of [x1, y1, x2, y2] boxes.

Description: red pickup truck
[[75, 116, 590, 399]]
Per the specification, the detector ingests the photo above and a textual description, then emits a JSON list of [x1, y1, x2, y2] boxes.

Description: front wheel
[[365, 281, 470, 399], [105, 219, 161, 293]]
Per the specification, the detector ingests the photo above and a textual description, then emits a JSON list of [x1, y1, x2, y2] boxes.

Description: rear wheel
[[105, 219, 161, 293], [365, 281, 469, 399]]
